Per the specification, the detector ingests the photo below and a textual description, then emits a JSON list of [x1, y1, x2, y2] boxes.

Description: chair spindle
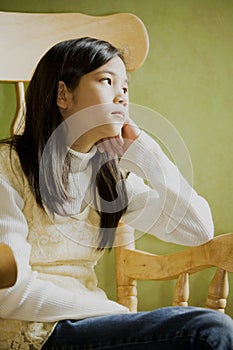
[[173, 272, 189, 307], [206, 268, 229, 313]]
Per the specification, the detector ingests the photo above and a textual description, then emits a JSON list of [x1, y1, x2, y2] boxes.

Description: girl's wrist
[[121, 119, 141, 152]]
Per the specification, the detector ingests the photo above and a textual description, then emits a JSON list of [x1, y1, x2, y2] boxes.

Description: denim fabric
[[42, 306, 233, 350]]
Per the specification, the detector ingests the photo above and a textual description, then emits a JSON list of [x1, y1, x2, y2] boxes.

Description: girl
[[0, 37, 232, 349]]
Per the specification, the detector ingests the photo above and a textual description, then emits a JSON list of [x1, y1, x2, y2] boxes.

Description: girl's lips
[[111, 111, 125, 118]]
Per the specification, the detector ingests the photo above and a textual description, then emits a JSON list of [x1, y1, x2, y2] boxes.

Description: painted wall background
[[0, 0, 232, 316]]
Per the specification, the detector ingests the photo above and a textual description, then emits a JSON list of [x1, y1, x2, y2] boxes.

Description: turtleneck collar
[[68, 145, 97, 173]]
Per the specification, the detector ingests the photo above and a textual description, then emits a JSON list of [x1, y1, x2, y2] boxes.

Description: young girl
[[0, 37, 232, 349]]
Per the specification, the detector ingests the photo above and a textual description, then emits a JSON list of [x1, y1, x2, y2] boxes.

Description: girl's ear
[[57, 81, 69, 109]]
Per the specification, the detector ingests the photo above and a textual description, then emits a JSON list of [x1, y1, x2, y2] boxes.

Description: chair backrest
[[0, 11, 149, 134]]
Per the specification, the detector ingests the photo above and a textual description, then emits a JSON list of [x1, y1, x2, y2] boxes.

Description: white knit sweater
[[0, 131, 214, 349]]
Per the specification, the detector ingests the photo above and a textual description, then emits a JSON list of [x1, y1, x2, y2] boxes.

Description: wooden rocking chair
[[0, 11, 232, 318]]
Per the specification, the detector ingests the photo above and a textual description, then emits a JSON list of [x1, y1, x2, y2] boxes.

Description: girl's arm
[[0, 177, 128, 322], [119, 129, 214, 246], [96, 119, 214, 246]]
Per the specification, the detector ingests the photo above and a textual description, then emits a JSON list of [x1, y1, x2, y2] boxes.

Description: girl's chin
[[95, 134, 120, 144]]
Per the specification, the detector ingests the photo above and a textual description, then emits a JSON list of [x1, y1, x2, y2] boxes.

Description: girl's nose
[[113, 94, 127, 106]]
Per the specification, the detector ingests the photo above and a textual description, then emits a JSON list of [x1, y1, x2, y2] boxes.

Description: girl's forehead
[[92, 56, 128, 80]]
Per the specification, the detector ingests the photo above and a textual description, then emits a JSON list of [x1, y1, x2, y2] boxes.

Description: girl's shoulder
[[0, 140, 11, 153], [0, 141, 25, 191], [0, 141, 19, 169], [0, 142, 13, 170]]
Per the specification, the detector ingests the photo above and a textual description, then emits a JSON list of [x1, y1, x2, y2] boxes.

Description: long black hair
[[11, 37, 128, 249]]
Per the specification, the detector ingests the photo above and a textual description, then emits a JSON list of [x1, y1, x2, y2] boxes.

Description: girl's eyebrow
[[94, 70, 128, 84]]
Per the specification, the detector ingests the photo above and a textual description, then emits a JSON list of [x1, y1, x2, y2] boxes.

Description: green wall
[[0, 0, 232, 316]]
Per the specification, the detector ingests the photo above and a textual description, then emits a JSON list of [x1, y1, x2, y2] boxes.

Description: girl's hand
[[96, 117, 140, 157], [121, 117, 141, 150]]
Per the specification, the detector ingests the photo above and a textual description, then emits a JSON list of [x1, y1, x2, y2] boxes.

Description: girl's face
[[57, 56, 129, 152]]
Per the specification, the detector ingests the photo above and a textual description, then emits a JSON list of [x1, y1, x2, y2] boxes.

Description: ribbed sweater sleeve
[[119, 131, 214, 246], [0, 177, 128, 322]]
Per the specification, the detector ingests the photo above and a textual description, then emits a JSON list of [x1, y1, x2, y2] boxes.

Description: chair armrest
[[122, 233, 233, 281], [0, 243, 17, 289]]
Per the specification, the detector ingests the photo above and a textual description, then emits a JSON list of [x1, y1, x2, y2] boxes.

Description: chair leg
[[115, 225, 138, 312], [117, 282, 138, 312], [206, 268, 228, 313], [173, 273, 189, 307], [115, 244, 138, 312]]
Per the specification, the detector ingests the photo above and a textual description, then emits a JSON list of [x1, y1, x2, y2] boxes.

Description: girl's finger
[[96, 135, 124, 156], [109, 137, 124, 156], [96, 138, 116, 158]]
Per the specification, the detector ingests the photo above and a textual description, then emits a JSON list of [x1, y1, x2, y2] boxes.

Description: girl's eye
[[101, 78, 112, 85]]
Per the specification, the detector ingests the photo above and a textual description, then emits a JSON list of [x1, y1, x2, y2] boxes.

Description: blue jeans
[[42, 306, 233, 349]]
